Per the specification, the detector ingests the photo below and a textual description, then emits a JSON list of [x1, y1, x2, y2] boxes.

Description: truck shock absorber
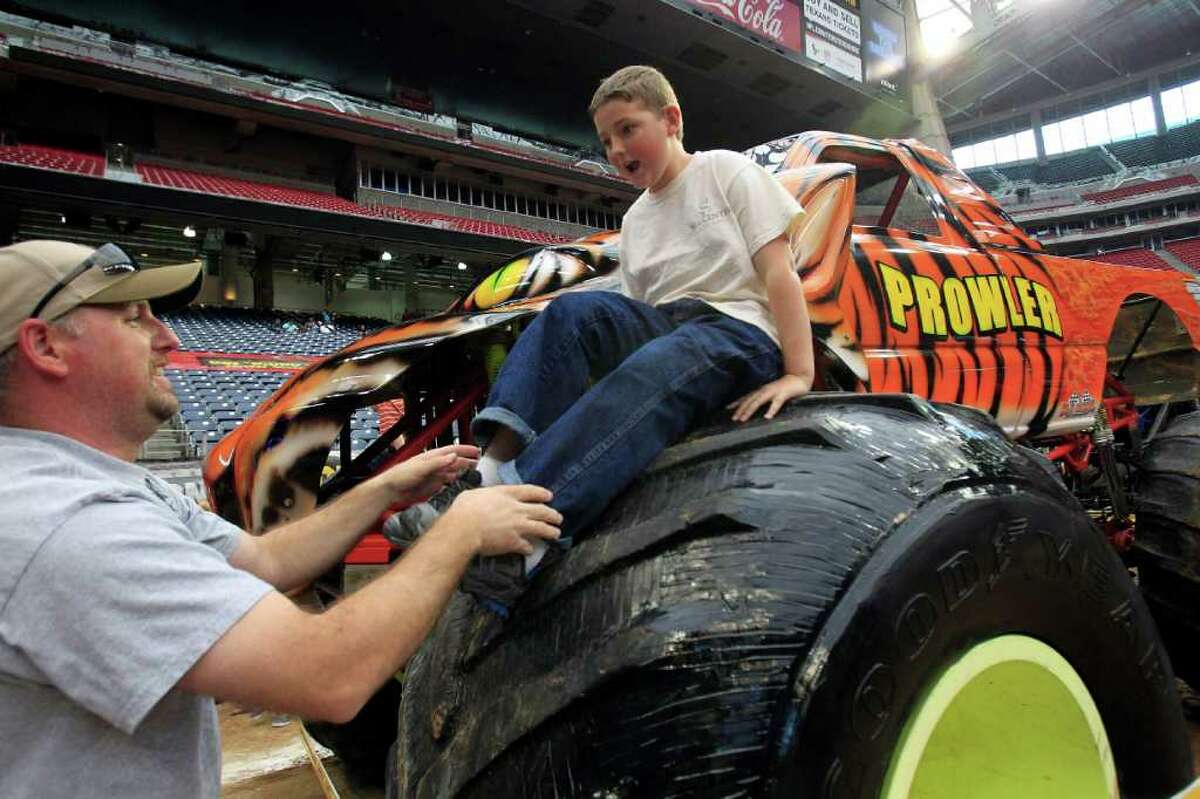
[[1092, 404, 1134, 550]]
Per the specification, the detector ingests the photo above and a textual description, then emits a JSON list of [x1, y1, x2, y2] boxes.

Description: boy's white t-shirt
[[618, 149, 805, 345]]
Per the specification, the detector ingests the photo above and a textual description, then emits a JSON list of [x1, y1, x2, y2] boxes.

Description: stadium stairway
[[138, 415, 197, 461]]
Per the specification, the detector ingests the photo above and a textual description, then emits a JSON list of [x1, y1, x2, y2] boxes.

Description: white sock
[[477, 452, 548, 572], [525, 539, 549, 573], [477, 453, 504, 486]]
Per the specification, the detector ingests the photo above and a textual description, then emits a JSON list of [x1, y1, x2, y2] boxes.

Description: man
[[0, 240, 561, 798]]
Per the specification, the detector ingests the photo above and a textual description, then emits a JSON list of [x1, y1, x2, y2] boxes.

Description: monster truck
[[204, 131, 1200, 797]]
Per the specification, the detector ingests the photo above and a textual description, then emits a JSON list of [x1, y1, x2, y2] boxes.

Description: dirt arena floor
[[219, 702, 383, 799]]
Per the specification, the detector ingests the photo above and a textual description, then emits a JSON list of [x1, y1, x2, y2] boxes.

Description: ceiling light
[[59, 214, 67, 224], [182, 225, 197, 238], [381, 251, 393, 261], [457, 261, 468, 270]]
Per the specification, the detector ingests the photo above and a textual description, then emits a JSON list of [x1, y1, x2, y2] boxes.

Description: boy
[[388, 65, 814, 612]]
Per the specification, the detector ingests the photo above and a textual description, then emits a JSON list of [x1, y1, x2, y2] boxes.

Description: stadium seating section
[[1082, 175, 1199, 204], [1089, 247, 1175, 270], [0, 143, 569, 246], [166, 368, 381, 450], [0, 143, 104, 176], [995, 163, 1038, 183], [1105, 121, 1200, 169], [159, 307, 387, 452], [160, 306, 382, 356], [1165, 236, 1200, 271], [967, 150, 1115, 190], [137, 162, 568, 245], [965, 123, 1200, 194], [1039, 148, 1116, 185], [968, 168, 1003, 193]]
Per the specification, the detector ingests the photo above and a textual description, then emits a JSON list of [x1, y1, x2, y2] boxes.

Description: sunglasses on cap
[[30, 243, 140, 319]]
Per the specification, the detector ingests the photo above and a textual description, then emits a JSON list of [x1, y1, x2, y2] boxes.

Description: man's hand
[[184, 482, 559, 724], [439, 484, 562, 556], [727, 373, 812, 422], [379, 444, 479, 504]]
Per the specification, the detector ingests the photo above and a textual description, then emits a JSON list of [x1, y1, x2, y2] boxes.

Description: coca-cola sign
[[685, 0, 803, 52]]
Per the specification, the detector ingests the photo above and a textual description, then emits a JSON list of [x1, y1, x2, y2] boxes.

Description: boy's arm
[[729, 236, 814, 422]]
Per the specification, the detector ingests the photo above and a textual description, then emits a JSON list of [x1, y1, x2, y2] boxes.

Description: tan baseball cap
[[0, 240, 203, 351]]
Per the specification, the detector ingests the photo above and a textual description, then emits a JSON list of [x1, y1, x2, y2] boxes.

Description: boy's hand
[[727, 374, 812, 422], [380, 444, 479, 504], [441, 484, 562, 557]]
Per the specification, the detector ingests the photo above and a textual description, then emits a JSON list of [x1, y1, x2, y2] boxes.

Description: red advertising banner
[[684, 0, 803, 53]]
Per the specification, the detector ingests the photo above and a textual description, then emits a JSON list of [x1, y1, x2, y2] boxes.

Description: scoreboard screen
[[683, 0, 909, 107], [860, 0, 907, 99], [801, 0, 908, 103]]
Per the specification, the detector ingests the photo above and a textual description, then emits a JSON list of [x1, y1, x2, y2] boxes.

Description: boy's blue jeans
[[470, 291, 782, 541]]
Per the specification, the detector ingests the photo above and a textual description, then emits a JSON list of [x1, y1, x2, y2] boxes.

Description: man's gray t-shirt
[[0, 427, 274, 798]]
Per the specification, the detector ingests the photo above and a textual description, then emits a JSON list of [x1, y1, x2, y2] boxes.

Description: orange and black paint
[[206, 131, 1200, 536]]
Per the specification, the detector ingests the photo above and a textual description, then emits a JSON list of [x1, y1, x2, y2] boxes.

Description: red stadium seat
[[135, 162, 572, 245], [0, 144, 105, 177], [1090, 247, 1175, 270], [1164, 236, 1200, 271], [1083, 175, 1199, 205]]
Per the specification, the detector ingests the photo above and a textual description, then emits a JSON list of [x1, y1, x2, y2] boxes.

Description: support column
[[1148, 75, 1168, 136], [1031, 109, 1046, 161], [219, 239, 241, 305], [905, 0, 952, 156], [404, 258, 417, 317], [252, 234, 276, 310]]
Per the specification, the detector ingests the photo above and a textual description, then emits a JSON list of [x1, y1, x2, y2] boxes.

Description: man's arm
[[180, 484, 560, 723], [729, 236, 815, 421], [230, 445, 476, 592]]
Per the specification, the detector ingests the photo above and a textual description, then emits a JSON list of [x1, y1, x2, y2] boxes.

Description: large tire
[[1135, 409, 1200, 689], [306, 678, 402, 788], [393, 395, 1192, 798]]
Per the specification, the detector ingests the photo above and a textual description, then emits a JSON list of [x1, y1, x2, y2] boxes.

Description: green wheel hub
[[881, 635, 1117, 799]]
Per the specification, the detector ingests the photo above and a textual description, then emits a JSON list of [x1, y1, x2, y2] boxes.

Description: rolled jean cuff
[[470, 406, 538, 450]]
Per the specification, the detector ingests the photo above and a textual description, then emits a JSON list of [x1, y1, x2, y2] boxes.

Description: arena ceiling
[[932, 0, 1200, 130], [1, 0, 914, 152]]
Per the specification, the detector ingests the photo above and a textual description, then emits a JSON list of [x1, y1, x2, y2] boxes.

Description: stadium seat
[[1164, 236, 1200, 271], [0, 144, 105, 176], [1038, 148, 1115, 185], [136, 162, 570, 246], [1090, 248, 1175, 270], [1083, 175, 1199, 205]]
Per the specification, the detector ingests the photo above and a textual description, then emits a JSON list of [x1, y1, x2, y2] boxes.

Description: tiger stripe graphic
[[207, 132, 1200, 532]]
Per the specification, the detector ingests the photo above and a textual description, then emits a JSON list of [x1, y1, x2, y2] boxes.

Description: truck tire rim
[[881, 634, 1117, 799]]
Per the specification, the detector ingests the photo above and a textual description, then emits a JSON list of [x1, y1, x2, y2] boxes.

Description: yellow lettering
[[964, 276, 1008, 332], [1032, 282, 1062, 337], [878, 263, 914, 331], [1001, 276, 1026, 326], [912, 275, 947, 336], [942, 278, 973, 336], [1013, 277, 1042, 328]]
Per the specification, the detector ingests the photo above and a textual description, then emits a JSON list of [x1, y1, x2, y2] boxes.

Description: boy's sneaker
[[381, 470, 482, 547], [462, 543, 562, 617]]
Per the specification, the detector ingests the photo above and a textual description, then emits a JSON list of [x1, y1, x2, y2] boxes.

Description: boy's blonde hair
[[589, 65, 683, 142]]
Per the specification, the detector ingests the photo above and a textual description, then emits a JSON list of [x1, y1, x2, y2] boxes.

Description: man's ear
[[14, 318, 72, 379]]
